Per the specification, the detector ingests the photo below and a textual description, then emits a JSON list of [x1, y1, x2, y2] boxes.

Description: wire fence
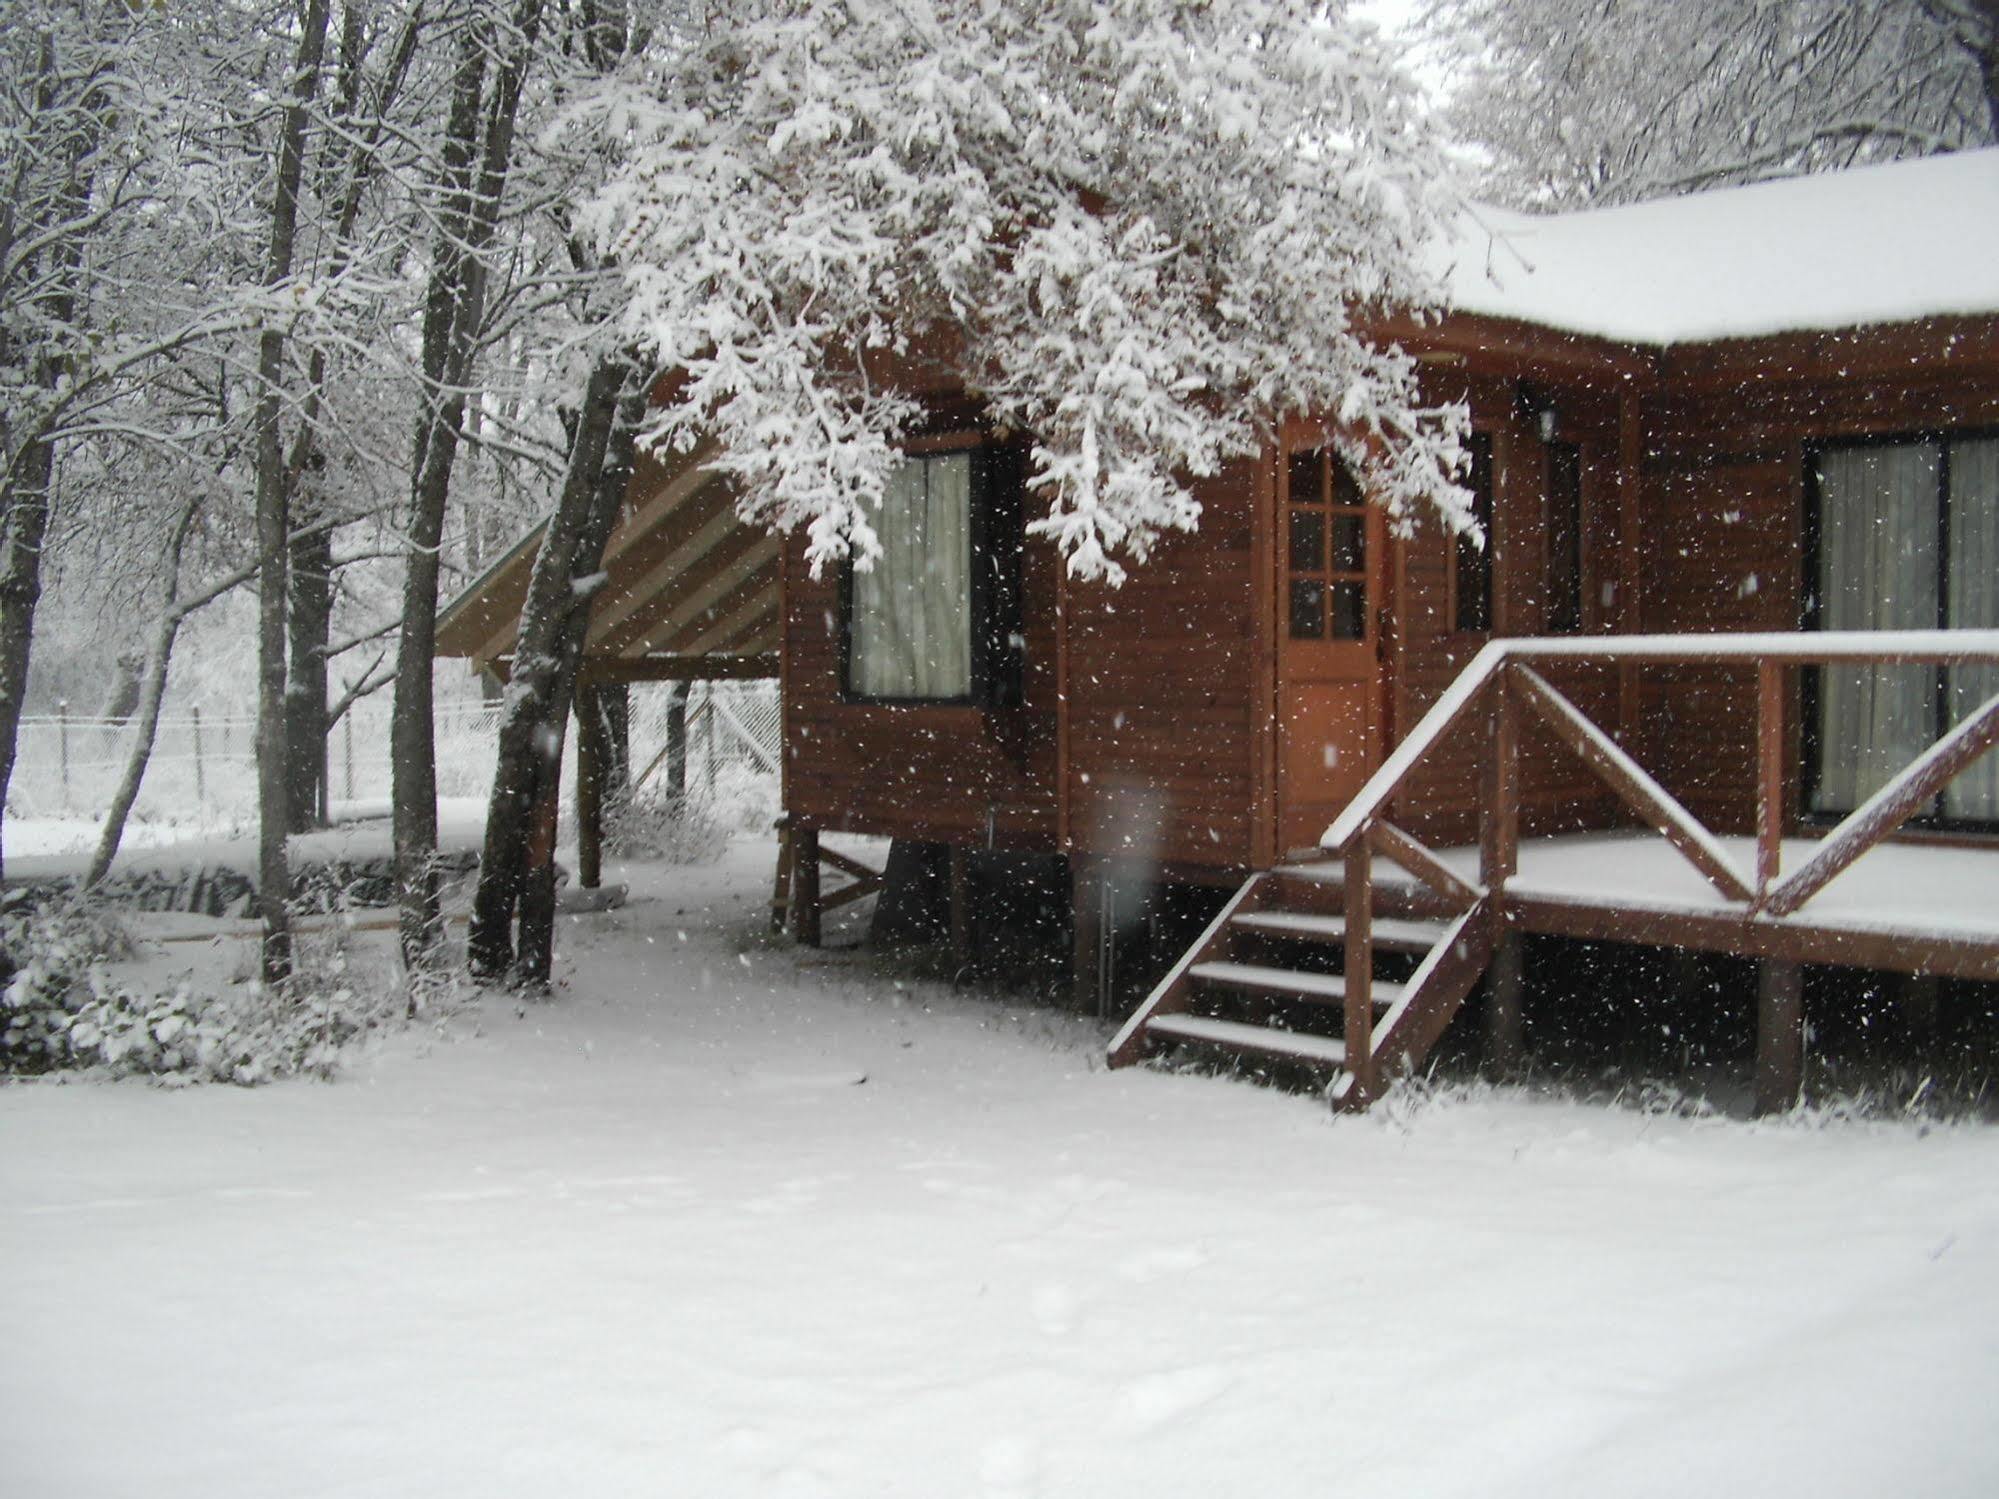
[[8, 680, 781, 826]]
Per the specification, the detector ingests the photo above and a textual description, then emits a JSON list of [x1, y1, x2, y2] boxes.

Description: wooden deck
[[1401, 831, 1999, 982], [1109, 630, 1999, 1113]]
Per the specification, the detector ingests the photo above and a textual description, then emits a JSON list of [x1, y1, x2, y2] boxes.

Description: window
[[1545, 441, 1583, 634], [1806, 434, 1999, 825], [842, 444, 1023, 705], [1453, 434, 1495, 633], [1287, 447, 1367, 641]]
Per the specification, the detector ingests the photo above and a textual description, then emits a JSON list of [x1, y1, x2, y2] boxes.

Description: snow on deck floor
[[1410, 830, 1999, 945], [5, 836, 1999, 1498]]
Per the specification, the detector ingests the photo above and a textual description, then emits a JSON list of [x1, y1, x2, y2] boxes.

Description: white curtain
[[1946, 438, 1999, 822], [849, 453, 972, 699], [1814, 442, 1940, 813]]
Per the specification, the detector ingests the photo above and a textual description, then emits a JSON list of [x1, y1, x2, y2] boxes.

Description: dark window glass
[[1454, 434, 1495, 633], [1547, 442, 1583, 634], [1288, 508, 1324, 574], [1289, 578, 1325, 639], [1330, 580, 1366, 640], [1332, 513, 1365, 573], [1288, 449, 1320, 509]]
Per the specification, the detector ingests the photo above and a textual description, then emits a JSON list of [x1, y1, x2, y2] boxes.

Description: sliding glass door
[[1810, 434, 1999, 826]]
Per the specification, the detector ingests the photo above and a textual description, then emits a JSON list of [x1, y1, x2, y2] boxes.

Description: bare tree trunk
[[285, 515, 332, 830], [0, 440, 54, 883], [467, 356, 645, 984], [252, 0, 332, 984], [84, 500, 201, 889], [394, 0, 543, 972], [0, 23, 106, 883]]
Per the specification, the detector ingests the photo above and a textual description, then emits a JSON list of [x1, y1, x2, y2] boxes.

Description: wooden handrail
[[1321, 630, 1999, 923]]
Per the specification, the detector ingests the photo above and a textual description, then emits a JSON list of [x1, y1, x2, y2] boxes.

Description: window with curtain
[[1810, 434, 1999, 825], [846, 451, 974, 701]]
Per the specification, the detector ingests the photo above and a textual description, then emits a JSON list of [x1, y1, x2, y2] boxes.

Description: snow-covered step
[[1144, 1013, 1350, 1067], [1230, 910, 1449, 954], [1189, 961, 1405, 1007]]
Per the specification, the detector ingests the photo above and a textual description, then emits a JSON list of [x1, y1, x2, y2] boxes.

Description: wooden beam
[[1484, 930, 1524, 1076], [1762, 688, 1999, 917], [1343, 833, 1374, 1101], [1367, 819, 1483, 909], [1756, 661, 1784, 894], [791, 824, 821, 947], [598, 443, 721, 569], [635, 557, 780, 658], [1507, 893, 1999, 983], [622, 535, 782, 658], [1755, 959, 1804, 1116], [587, 483, 741, 644], [677, 598, 778, 660], [1479, 669, 1519, 892], [1616, 383, 1642, 743], [574, 653, 777, 684], [1512, 663, 1754, 903]]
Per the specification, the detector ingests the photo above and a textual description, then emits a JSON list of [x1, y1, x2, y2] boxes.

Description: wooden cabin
[[443, 149, 1999, 1111]]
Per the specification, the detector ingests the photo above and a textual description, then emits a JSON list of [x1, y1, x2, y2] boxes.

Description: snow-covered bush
[[0, 898, 400, 1085], [604, 787, 732, 865]]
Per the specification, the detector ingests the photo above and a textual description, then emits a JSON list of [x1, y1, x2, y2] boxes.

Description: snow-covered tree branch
[[576, 0, 1474, 586]]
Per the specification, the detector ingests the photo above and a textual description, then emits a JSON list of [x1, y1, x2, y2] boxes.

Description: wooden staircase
[[1107, 628, 1999, 1114], [1107, 854, 1496, 1110]]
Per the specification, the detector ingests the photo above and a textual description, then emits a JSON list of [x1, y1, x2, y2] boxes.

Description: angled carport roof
[[434, 441, 779, 684]]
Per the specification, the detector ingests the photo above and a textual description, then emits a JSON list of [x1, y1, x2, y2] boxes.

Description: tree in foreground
[[575, 0, 1477, 592], [1427, 0, 1998, 209]]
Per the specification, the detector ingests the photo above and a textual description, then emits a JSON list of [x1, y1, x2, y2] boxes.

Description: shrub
[[1, 897, 400, 1085]]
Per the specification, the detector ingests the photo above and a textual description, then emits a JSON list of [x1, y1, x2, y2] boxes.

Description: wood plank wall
[[782, 490, 1062, 850], [1639, 335, 1999, 833], [1062, 462, 1263, 873], [1388, 370, 1628, 848]]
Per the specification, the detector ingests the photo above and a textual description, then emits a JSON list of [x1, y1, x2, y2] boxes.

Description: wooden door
[[1277, 444, 1388, 854]]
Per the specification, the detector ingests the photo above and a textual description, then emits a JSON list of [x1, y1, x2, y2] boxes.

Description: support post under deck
[[791, 824, 821, 948], [1756, 959, 1804, 1115], [1484, 930, 1525, 1075]]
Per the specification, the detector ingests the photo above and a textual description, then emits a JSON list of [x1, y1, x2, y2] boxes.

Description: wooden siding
[[1638, 359, 1999, 833], [1389, 371, 1627, 848], [1064, 461, 1262, 871], [781, 493, 1062, 849]]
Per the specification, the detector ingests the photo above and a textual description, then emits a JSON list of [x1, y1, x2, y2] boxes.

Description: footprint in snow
[[1117, 1245, 1209, 1283], [1117, 1366, 1235, 1432], [979, 1435, 1040, 1494], [1030, 1284, 1078, 1336]]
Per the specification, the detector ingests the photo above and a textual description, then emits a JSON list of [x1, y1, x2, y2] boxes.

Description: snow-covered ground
[[5, 836, 1999, 1498]]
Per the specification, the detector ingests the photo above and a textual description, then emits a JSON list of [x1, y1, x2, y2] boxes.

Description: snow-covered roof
[[1439, 147, 1999, 347]]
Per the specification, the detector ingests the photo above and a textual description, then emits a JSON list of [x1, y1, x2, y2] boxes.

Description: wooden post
[[1485, 930, 1525, 1075], [664, 681, 688, 799], [1755, 661, 1784, 898], [770, 815, 793, 933], [1343, 832, 1374, 1099], [57, 700, 70, 799], [791, 824, 821, 947], [191, 705, 206, 806], [1479, 672, 1519, 901], [1070, 857, 1104, 1016], [575, 690, 606, 889], [948, 845, 973, 969], [1616, 386, 1642, 742], [1896, 972, 1941, 1046], [1755, 959, 1804, 1116]]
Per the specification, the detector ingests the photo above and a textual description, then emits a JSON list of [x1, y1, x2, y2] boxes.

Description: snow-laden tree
[[1426, 0, 1998, 209], [576, 0, 1475, 587]]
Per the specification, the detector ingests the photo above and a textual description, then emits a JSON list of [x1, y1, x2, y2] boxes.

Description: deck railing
[[1323, 629, 1999, 1100]]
